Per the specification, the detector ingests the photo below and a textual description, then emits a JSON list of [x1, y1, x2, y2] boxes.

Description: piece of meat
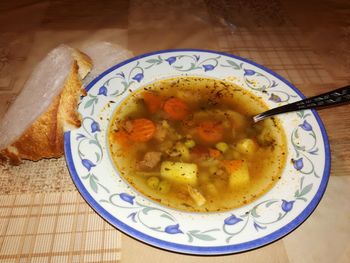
[[191, 145, 209, 159], [154, 123, 167, 141], [123, 120, 133, 133], [137, 151, 162, 170], [187, 185, 206, 207]]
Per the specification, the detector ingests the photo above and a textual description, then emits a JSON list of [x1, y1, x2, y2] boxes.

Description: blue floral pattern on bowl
[[64, 49, 330, 255]]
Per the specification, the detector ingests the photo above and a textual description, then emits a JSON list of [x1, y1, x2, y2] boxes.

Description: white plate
[[64, 49, 330, 255]]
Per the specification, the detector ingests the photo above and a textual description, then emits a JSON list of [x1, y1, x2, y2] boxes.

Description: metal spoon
[[253, 85, 350, 122]]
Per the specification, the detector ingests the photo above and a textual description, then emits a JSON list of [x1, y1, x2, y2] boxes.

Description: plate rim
[[64, 49, 331, 255]]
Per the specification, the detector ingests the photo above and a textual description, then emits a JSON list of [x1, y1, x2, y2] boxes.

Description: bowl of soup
[[64, 49, 330, 255]]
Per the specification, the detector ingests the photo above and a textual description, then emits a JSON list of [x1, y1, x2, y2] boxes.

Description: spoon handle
[[253, 85, 350, 122]]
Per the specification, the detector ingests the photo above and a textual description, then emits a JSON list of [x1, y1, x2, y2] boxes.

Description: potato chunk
[[160, 161, 197, 185], [228, 160, 250, 188], [236, 138, 258, 156]]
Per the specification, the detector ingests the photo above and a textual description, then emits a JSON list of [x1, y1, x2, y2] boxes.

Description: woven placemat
[[0, 158, 122, 263], [0, 40, 134, 262]]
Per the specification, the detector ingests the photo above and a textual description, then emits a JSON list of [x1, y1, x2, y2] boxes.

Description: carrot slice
[[143, 92, 163, 114], [128, 118, 156, 142], [221, 160, 244, 173], [196, 121, 224, 144], [209, 148, 221, 158], [163, 97, 190, 120], [111, 130, 130, 146]]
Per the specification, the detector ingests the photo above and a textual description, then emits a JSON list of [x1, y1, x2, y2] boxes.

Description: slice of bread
[[0, 47, 92, 164]]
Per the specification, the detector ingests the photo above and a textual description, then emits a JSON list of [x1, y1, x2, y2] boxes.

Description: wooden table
[[0, 1, 349, 262]]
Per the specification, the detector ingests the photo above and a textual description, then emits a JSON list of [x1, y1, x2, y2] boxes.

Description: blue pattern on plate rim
[[64, 49, 330, 255]]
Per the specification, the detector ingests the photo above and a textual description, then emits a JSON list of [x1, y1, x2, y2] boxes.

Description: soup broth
[[109, 77, 287, 212]]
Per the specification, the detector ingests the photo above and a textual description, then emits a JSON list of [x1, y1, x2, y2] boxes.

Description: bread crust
[[72, 50, 93, 79], [0, 50, 92, 164]]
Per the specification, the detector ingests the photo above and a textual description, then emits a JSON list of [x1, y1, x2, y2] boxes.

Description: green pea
[[206, 183, 218, 196], [147, 177, 160, 190], [232, 150, 241, 159], [184, 139, 196, 148], [209, 165, 218, 175], [199, 172, 210, 183], [215, 142, 229, 153], [158, 180, 171, 194]]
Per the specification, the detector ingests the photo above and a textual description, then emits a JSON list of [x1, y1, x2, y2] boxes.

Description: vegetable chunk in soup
[[109, 77, 287, 212]]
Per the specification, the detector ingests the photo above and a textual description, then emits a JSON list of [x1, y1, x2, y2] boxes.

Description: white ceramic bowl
[[64, 49, 330, 255]]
